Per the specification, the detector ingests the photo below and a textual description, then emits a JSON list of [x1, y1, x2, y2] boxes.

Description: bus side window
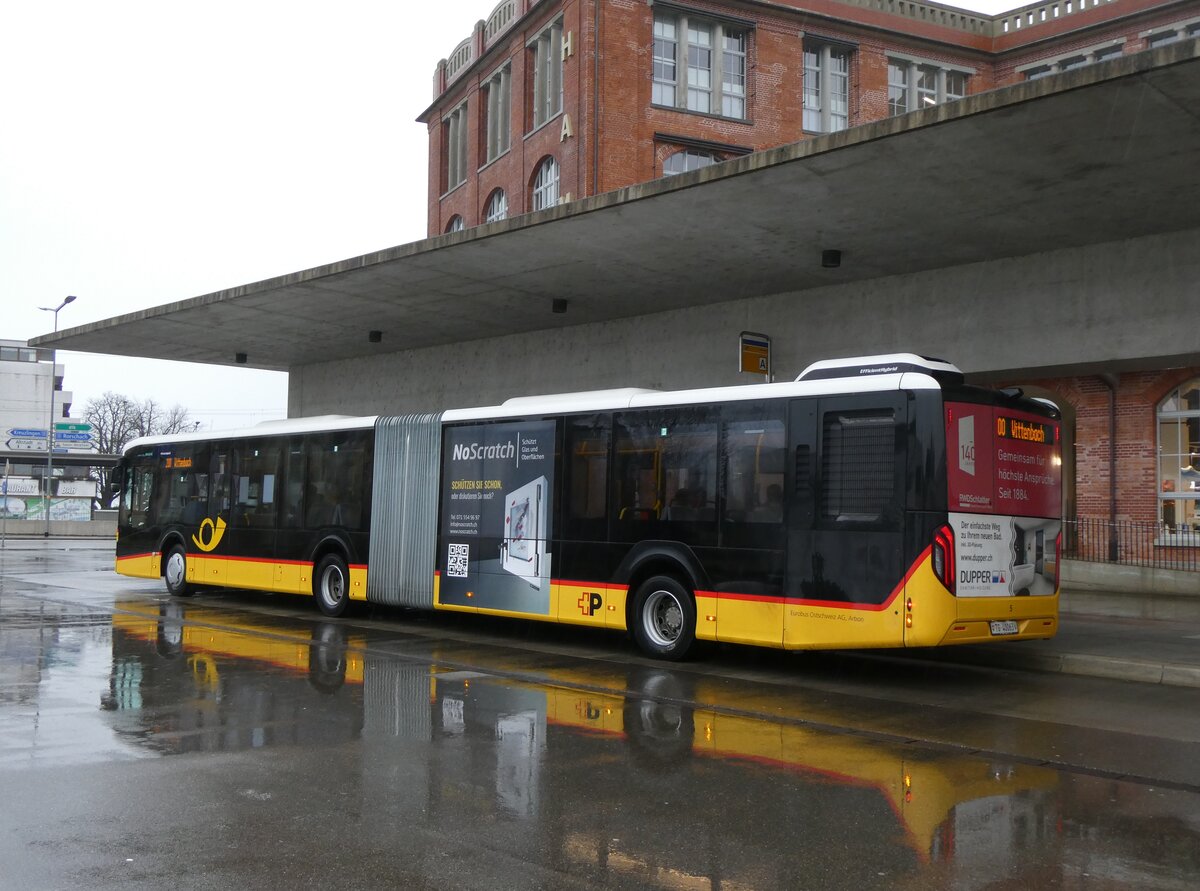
[[820, 409, 898, 525], [239, 441, 282, 528], [128, 462, 156, 529], [721, 417, 785, 524], [566, 415, 609, 540], [282, 445, 305, 528]]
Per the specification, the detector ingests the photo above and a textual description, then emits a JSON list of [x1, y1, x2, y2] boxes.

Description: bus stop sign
[[739, 332, 771, 378]]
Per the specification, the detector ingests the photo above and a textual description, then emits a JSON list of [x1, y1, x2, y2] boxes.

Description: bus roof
[[442, 372, 942, 422], [123, 415, 377, 454]]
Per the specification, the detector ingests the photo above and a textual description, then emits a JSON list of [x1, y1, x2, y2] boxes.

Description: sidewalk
[[894, 608, 1200, 689]]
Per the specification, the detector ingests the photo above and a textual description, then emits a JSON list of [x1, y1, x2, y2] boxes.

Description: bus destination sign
[[996, 415, 1055, 445]]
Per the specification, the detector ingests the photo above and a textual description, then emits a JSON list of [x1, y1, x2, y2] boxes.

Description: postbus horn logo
[[192, 517, 227, 552]]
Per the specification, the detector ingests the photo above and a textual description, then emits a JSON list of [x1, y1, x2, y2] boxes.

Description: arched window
[[1158, 379, 1200, 539], [663, 149, 718, 176], [445, 215, 465, 233], [531, 157, 559, 211], [484, 189, 508, 223]]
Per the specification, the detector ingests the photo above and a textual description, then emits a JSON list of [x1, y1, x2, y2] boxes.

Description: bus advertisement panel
[[945, 403, 1061, 598], [439, 420, 556, 615]]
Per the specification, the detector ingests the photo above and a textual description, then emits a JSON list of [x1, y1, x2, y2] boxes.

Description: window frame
[[529, 18, 564, 131], [483, 64, 512, 164], [484, 189, 508, 223], [662, 149, 718, 176], [803, 41, 851, 134], [886, 56, 973, 116], [652, 10, 750, 122], [443, 102, 469, 194], [531, 156, 560, 211], [1156, 379, 1200, 545]]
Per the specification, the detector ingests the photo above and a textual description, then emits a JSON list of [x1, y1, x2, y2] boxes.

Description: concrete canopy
[[33, 43, 1200, 373]]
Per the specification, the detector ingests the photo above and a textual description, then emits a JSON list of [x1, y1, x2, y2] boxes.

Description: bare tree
[[84, 392, 195, 506]]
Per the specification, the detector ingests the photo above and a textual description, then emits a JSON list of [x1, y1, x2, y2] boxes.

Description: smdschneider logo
[[958, 415, 976, 477]]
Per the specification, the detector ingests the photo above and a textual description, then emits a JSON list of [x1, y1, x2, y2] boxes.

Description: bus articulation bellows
[[113, 353, 1063, 660]]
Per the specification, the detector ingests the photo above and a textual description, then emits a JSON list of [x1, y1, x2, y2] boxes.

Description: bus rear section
[[905, 395, 1062, 647]]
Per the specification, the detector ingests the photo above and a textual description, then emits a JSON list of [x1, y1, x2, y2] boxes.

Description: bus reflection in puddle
[[106, 600, 1060, 884]]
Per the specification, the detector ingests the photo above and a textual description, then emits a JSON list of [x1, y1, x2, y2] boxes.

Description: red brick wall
[[1012, 368, 1200, 523]]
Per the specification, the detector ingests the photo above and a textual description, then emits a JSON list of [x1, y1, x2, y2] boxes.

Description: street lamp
[[36, 296, 76, 537]]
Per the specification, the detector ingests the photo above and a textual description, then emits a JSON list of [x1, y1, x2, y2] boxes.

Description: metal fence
[[1062, 517, 1200, 571]]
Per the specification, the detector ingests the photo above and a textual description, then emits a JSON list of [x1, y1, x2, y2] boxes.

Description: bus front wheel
[[631, 575, 696, 661], [163, 545, 193, 597], [314, 554, 351, 618]]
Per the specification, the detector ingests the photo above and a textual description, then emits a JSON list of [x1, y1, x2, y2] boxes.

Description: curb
[[882, 646, 1200, 689]]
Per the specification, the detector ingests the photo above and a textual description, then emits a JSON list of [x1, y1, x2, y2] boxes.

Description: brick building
[[420, 0, 1199, 235], [418, 0, 1200, 548]]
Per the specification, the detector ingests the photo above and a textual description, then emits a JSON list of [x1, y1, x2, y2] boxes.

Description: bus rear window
[[945, 402, 1061, 518]]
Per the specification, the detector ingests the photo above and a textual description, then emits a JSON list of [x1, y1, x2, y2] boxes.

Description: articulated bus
[[113, 353, 1063, 659]]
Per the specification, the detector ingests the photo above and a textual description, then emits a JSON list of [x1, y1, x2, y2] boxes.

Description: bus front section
[[906, 393, 1063, 647]]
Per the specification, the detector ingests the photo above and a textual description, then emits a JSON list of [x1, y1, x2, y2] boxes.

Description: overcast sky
[[1, 0, 1020, 432]]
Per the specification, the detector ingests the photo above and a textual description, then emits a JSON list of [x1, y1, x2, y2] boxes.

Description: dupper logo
[[192, 517, 227, 552], [958, 415, 976, 477]]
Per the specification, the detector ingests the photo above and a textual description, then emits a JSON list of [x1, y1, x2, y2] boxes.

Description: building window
[[803, 42, 850, 133], [1020, 41, 1125, 80], [530, 19, 563, 129], [443, 104, 468, 193], [531, 157, 559, 211], [483, 65, 511, 164], [945, 70, 966, 101], [1158, 380, 1200, 542], [887, 63, 908, 115], [663, 149, 717, 176], [887, 58, 971, 115], [446, 215, 465, 233], [484, 189, 508, 223], [653, 17, 677, 106], [652, 12, 748, 120]]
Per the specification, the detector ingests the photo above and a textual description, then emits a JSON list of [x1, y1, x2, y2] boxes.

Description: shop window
[[1157, 379, 1200, 543]]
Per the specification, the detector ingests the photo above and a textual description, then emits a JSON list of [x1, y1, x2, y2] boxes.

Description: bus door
[[784, 394, 907, 648]]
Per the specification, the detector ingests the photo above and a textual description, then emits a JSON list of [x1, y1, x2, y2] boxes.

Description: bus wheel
[[314, 554, 350, 618], [631, 575, 696, 661], [163, 545, 193, 597]]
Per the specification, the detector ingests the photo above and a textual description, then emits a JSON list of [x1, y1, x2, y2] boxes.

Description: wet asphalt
[[2, 540, 1200, 889]]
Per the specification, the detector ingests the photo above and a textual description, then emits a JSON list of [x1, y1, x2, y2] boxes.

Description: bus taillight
[[933, 525, 956, 594]]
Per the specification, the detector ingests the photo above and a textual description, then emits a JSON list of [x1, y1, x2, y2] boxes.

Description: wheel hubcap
[[166, 553, 185, 588], [643, 589, 683, 647], [323, 568, 345, 605]]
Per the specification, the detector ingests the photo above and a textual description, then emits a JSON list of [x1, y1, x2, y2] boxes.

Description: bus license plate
[[990, 620, 1019, 636]]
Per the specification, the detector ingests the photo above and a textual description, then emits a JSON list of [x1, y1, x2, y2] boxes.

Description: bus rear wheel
[[314, 554, 351, 617], [631, 575, 696, 661], [163, 545, 193, 597]]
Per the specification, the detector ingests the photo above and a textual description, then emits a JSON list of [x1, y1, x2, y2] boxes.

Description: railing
[[1063, 517, 1200, 571], [445, 36, 475, 86], [998, 0, 1117, 35]]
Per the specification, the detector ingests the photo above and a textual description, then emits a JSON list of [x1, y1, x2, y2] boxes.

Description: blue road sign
[[8, 428, 48, 439], [53, 432, 93, 442]]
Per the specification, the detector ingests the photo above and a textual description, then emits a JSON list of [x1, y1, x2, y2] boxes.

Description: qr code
[[447, 543, 469, 578]]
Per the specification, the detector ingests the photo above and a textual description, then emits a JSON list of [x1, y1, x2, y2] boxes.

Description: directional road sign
[[8, 428, 48, 439], [6, 439, 48, 451], [54, 422, 92, 432], [53, 432, 93, 442]]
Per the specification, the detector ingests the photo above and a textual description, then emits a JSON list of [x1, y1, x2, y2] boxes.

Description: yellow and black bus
[[114, 353, 1063, 660]]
